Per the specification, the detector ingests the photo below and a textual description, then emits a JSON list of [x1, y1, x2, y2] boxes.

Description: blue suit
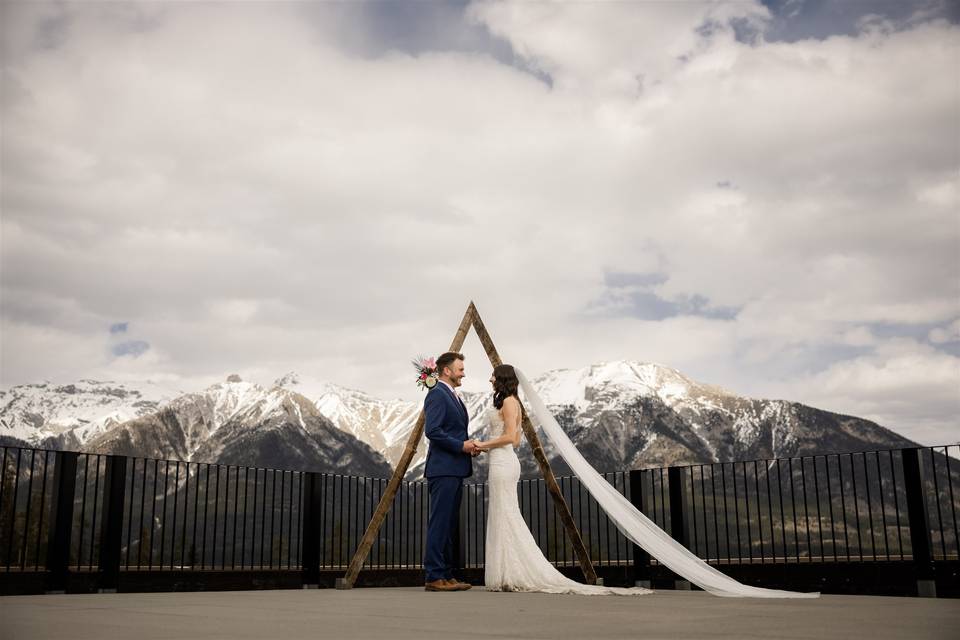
[[422, 382, 472, 582]]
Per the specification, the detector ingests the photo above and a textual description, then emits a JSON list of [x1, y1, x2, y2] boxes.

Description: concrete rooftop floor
[[1, 587, 958, 640]]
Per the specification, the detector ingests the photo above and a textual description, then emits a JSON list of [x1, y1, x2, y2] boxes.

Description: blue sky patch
[[596, 270, 740, 321], [111, 340, 149, 358]]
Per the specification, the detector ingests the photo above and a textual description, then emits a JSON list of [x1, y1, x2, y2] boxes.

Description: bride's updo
[[492, 364, 519, 409]]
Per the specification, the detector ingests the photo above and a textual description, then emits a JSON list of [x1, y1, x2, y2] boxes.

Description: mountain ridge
[[0, 360, 921, 480]]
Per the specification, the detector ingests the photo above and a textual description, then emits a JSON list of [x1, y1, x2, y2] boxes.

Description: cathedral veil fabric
[[515, 368, 820, 599]]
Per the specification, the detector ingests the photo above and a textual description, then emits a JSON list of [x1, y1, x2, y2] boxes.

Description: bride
[[475, 364, 820, 599], [475, 364, 652, 596]]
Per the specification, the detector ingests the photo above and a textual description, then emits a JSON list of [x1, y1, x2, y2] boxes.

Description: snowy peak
[[313, 381, 420, 463], [273, 371, 300, 388], [165, 376, 322, 447], [301, 380, 493, 470], [0, 378, 185, 445], [199, 378, 284, 427], [69, 374, 391, 476], [0, 373, 325, 454], [532, 360, 732, 410]]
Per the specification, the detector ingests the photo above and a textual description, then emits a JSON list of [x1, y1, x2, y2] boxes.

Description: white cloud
[[917, 172, 959, 208], [468, 0, 771, 95], [1, 1, 957, 446], [929, 319, 960, 344], [771, 339, 960, 446]]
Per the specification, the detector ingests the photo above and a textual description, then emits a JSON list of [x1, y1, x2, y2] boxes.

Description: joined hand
[[464, 439, 484, 456]]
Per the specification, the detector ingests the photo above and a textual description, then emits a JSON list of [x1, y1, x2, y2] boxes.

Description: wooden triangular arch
[[336, 301, 598, 589]]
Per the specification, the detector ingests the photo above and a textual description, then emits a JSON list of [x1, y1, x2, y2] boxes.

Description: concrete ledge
[[917, 579, 937, 598]]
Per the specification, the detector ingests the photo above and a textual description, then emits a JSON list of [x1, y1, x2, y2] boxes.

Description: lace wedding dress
[[483, 404, 653, 596]]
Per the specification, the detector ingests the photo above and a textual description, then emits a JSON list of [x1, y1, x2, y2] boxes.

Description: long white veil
[[515, 367, 820, 598]]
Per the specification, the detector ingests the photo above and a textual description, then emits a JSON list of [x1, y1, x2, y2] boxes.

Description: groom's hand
[[463, 440, 481, 455]]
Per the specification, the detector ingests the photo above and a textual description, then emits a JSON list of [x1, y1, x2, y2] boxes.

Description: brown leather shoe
[[445, 578, 472, 590], [425, 579, 459, 592]]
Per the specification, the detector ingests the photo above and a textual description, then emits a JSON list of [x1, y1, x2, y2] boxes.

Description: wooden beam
[[338, 301, 597, 588]]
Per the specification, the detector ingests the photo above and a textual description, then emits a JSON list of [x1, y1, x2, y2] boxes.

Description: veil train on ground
[[515, 368, 821, 599]]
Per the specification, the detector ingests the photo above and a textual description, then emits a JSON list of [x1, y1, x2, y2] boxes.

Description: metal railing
[[0, 444, 956, 594], [631, 446, 958, 565]]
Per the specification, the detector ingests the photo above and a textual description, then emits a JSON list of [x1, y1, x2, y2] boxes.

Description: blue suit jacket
[[423, 383, 473, 478]]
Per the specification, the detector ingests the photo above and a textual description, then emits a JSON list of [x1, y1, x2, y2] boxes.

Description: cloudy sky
[[2, 0, 958, 446]]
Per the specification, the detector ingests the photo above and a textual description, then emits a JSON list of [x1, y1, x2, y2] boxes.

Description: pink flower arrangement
[[411, 355, 439, 390]]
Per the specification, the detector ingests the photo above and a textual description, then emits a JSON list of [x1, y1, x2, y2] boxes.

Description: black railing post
[[629, 469, 651, 587], [301, 472, 321, 587], [668, 465, 691, 590], [45, 451, 78, 594], [97, 455, 127, 592], [902, 448, 936, 597]]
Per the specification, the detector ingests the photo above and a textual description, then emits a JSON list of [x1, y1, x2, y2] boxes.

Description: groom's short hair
[[436, 351, 464, 374]]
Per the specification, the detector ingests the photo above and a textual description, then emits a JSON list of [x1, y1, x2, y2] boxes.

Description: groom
[[423, 351, 481, 592]]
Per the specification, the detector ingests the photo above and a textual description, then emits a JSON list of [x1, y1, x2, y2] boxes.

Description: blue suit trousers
[[423, 476, 463, 582]]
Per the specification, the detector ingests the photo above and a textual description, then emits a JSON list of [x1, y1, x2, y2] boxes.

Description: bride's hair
[[492, 364, 519, 409]]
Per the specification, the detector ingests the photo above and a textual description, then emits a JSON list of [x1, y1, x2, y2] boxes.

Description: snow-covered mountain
[[289, 361, 920, 481], [274, 371, 489, 470], [0, 378, 184, 449], [504, 360, 919, 480], [0, 375, 392, 477], [0, 361, 920, 481], [279, 375, 420, 468], [300, 385, 488, 477]]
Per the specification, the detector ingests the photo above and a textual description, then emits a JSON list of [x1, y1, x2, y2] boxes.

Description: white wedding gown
[[502, 367, 820, 599], [483, 404, 653, 596]]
